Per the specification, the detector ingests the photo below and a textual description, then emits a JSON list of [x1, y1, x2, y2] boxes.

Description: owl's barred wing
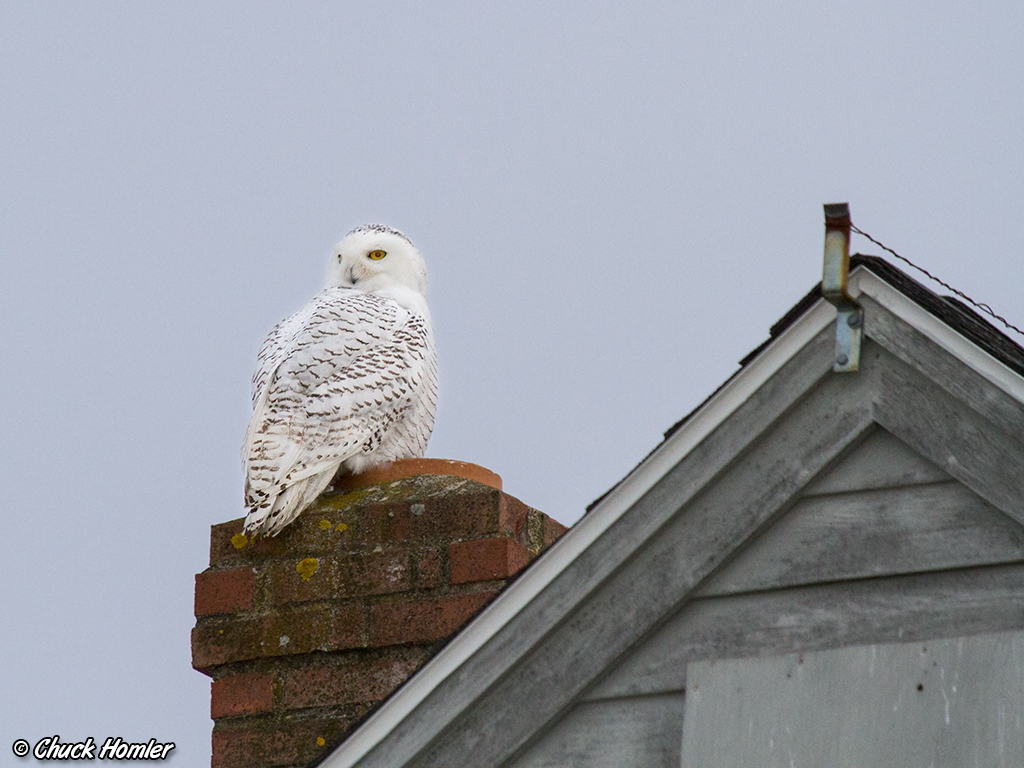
[[250, 287, 395, 407], [242, 288, 435, 535], [251, 317, 291, 406]]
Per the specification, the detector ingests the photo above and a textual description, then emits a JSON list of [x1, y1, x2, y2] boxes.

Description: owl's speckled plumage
[[242, 225, 437, 536]]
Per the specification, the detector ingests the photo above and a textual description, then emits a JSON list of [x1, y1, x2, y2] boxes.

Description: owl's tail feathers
[[243, 467, 337, 538]]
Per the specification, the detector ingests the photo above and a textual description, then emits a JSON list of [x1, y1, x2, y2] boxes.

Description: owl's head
[[327, 224, 428, 301]]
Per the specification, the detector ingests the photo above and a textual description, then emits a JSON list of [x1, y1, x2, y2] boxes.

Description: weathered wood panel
[[679, 630, 1024, 768], [694, 481, 1024, 597], [506, 694, 684, 768], [800, 426, 949, 496], [585, 564, 1024, 701]]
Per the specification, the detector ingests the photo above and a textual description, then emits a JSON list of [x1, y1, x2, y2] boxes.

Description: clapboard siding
[[693, 481, 1024, 597], [694, 424, 1024, 597], [584, 563, 1024, 701], [505, 694, 685, 768]]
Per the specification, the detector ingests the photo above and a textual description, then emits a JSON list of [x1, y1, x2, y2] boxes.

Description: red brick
[[209, 483, 545, 565], [195, 568, 255, 616], [266, 508, 356, 555], [192, 619, 264, 673], [269, 550, 410, 606], [357, 488, 505, 547], [422, 489, 504, 541], [209, 509, 356, 567], [543, 515, 570, 547], [209, 519, 247, 567], [211, 672, 273, 719], [207, 517, 308, 563], [499, 494, 532, 539], [416, 548, 442, 589], [261, 604, 367, 657], [355, 502, 413, 547], [212, 717, 349, 768], [193, 605, 366, 672], [450, 538, 531, 584], [370, 591, 498, 646], [197, 482, 571, 767], [281, 650, 428, 710]]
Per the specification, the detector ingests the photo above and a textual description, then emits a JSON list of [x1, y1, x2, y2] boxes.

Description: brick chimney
[[192, 461, 567, 768]]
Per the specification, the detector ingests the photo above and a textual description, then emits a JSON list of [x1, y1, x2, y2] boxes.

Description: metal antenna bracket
[[822, 203, 862, 372]]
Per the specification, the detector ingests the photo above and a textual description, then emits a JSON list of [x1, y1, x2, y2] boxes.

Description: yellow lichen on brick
[[318, 519, 332, 531], [316, 737, 325, 746], [319, 484, 374, 510], [336, 523, 347, 532], [231, 533, 248, 549], [296, 558, 319, 582]]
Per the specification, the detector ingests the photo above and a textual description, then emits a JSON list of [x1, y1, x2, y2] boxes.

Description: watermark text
[[12, 736, 175, 761]]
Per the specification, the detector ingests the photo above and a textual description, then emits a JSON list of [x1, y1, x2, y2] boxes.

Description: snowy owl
[[242, 225, 438, 537]]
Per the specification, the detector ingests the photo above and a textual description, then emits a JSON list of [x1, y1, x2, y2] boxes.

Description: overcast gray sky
[[3, 1, 1022, 763]]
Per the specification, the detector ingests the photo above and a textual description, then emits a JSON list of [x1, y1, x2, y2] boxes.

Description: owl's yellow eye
[[368, 250, 387, 260]]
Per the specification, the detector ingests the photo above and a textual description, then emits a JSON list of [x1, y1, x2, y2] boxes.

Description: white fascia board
[[324, 266, 1024, 768], [849, 268, 1024, 405]]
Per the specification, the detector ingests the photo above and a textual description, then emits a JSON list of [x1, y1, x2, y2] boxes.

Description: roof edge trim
[[850, 268, 1024, 404]]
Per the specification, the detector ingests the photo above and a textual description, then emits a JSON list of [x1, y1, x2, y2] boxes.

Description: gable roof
[[319, 256, 1024, 768], [585, 253, 1024, 515], [757, 254, 1024, 375]]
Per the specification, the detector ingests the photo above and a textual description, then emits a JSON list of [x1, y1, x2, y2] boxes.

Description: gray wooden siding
[[584, 563, 1024, 700], [695, 481, 1024, 596], [870, 341, 1024, 526], [521, 566, 1024, 766], [799, 426, 950, 496], [506, 694, 684, 768], [694, 428, 1024, 597], [680, 630, 1024, 768], [513, 416, 1024, 765]]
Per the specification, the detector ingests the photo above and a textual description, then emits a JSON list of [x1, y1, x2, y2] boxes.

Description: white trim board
[[320, 266, 1024, 768], [849, 268, 1024, 404]]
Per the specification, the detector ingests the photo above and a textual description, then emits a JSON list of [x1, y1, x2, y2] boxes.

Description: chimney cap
[[331, 458, 502, 494]]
